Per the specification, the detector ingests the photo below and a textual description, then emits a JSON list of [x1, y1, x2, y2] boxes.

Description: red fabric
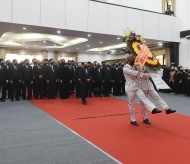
[[30, 96, 190, 164]]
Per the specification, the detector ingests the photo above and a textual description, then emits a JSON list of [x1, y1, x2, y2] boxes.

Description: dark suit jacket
[[111, 67, 123, 82], [9, 65, 22, 81], [102, 66, 111, 81], [44, 65, 58, 82], [0, 65, 8, 81], [93, 67, 103, 82], [58, 65, 71, 82], [33, 65, 45, 79], [21, 65, 33, 82], [79, 67, 92, 84]]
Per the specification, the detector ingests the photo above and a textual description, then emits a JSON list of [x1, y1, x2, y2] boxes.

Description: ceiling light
[[100, 42, 103, 44], [57, 30, 61, 34], [34, 45, 36, 47], [22, 42, 25, 44], [54, 44, 56, 46], [143, 40, 146, 42], [88, 34, 91, 37], [77, 48, 79, 50], [99, 52, 102, 54], [46, 49, 48, 50], [43, 41, 46, 43], [23, 27, 26, 30], [117, 37, 120, 40], [158, 42, 163, 46], [3, 46, 5, 47], [68, 50, 70, 51], [10, 40, 13, 42], [26, 47, 27, 49], [87, 45, 90, 47]]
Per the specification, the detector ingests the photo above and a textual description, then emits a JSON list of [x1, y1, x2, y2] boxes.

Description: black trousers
[[47, 81, 56, 98], [76, 80, 81, 97], [34, 78, 44, 98], [103, 81, 110, 96], [10, 78, 20, 99], [59, 81, 70, 99], [121, 81, 125, 95], [113, 81, 121, 96], [169, 81, 175, 93], [94, 81, 102, 96], [22, 81, 32, 99], [0, 80, 7, 99], [80, 82, 88, 101]]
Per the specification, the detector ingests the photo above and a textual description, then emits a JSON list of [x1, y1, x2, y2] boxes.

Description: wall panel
[[12, 0, 27, 24], [158, 14, 173, 41], [88, 1, 109, 34], [0, 0, 12, 22], [66, 0, 88, 31], [126, 8, 144, 36], [143, 12, 159, 39], [41, 0, 66, 28], [108, 5, 126, 36], [26, 0, 40, 25]]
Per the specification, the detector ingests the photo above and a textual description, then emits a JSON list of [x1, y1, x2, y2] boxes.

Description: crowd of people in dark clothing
[[162, 65, 190, 96], [0, 58, 126, 105], [1, 57, 190, 105]]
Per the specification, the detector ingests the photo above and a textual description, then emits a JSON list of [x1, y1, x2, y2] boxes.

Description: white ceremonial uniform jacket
[[123, 64, 144, 92], [138, 77, 154, 91]]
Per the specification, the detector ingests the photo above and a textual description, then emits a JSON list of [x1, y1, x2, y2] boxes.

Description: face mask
[[14, 63, 18, 65], [115, 65, 118, 67], [26, 63, 29, 65], [84, 66, 88, 68]]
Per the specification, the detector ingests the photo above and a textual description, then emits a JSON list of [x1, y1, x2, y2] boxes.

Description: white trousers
[[140, 89, 169, 116], [127, 88, 157, 122]]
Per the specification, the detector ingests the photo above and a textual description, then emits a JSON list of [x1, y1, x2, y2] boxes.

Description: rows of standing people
[[162, 65, 190, 96], [0, 58, 126, 104]]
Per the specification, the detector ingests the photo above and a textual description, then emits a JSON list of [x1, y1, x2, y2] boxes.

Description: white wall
[[78, 53, 105, 63], [0, 0, 180, 42], [100, 0, 162, 13], [104, 53, 125, 61], [179, 38, 190, 68]]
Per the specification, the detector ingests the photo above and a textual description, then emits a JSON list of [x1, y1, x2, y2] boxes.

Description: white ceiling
[[0, 22, 167, 54]]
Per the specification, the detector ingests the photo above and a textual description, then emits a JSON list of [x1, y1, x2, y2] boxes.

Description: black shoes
[[82, 100, 87, 105], [131, 121, 139, 126], [152, 108, 162, 114], [166, 108, 176, 114], [143, 119, 151, 124]]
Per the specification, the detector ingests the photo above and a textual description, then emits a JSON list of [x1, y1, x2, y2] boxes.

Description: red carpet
[[30, 96, 190, 164]]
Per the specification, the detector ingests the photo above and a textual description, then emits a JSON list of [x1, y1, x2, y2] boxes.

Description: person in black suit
[[111, 63, 122, 96], [21, 59, 33, 100], [93, 63, 103, 97], [75, 63, 82, 98], [59, 62, 72, 99], [6, 60, 12, 99], [69, 60, 76, 95], [0, 59, 8, 102], [9, 59, 22, 101], [102, 62, 111, 97], [44, 59, 58, 99], [33, 60, 45, 99], [79, 62, 92, 105]]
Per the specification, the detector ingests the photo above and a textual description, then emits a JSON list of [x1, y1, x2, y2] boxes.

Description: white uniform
[[138, 75, 169, 116], [123, 64, 157, 122]]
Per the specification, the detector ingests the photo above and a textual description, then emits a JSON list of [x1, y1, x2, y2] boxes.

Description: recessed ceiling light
[[123, 48, 126, 49], [43, 41, 46, 43], [88, 34, 91, 37], [46, 49, 48, 50], [68, 50, 70, 51], [3, 46, 5, 47], [99, 52, 102, 54], [22, 42, 25, 44], [158, 42, 163, 46], [77, 48, 79, 50], [34, 45, 36, 47], [26, 47, 27, 49], [57, 30, 61, 34], [23, 27, 26, 30], [100, 42, 103, 44], [87, 45, 90, 47], [54, 44, 56, 46], [10, 40, 13, 42], [117, 37, 120, 40], [143, 40, 146, 42]]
